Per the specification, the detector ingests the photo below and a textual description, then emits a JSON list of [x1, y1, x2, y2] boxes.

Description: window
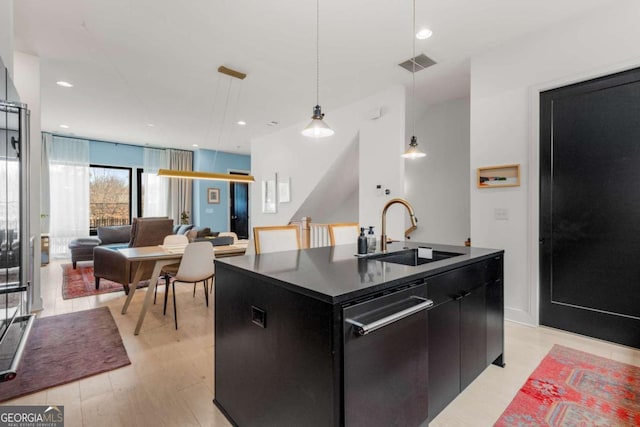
[[89, 165, 132, 233]]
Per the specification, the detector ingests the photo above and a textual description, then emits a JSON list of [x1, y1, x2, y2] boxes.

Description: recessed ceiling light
[[266, 121, 279, 127], [59, 124, 69, 129], [192, 144, 199, 147], [146, 123, 155, 127], [237, 121, 247, 126], [416, 28, 433, 40], [56, 81, 74, 88]]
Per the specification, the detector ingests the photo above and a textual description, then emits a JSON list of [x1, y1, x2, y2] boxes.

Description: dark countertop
[[215, 241, 503, 304]]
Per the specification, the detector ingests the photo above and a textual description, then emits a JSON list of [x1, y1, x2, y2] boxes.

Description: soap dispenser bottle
[[367, 226, 376, 253], [358, 227, 368, 255]]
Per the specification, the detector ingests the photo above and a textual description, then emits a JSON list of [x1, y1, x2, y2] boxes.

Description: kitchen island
[[214, 241, 504, 426]]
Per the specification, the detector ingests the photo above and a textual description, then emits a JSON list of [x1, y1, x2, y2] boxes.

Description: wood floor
[[7, 259, 640, 426]]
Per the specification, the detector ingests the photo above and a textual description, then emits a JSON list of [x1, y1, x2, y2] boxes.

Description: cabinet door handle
[[453, 291, 471, 301], [346, 296, 433, 336]]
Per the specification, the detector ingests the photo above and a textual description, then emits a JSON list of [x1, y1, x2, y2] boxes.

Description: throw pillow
[[98, 225, 132, 245]]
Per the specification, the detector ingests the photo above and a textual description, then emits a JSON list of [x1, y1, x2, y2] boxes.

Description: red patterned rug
[[495, 344, 640, 426], [61, 263, 152, 300]]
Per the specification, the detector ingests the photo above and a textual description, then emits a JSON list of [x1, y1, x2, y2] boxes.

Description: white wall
[[14, 51, 42, 311], [405, 97, 470, 246], [251, 86, 406, 240], [470, 0, 640, 325]]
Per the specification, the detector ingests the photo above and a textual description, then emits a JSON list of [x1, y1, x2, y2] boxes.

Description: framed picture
[[278, 176, 291, 203], [207, 188, 220, 204], [262, 175, 277, 213]]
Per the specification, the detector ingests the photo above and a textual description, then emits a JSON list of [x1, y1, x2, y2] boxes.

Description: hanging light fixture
[[302, 0, 334, 138], [402, 0, 427, 159], [158, 66, 255, 183], [158, 169, 254, 183]]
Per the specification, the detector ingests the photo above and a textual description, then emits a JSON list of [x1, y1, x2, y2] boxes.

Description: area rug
[[61, 263, 152, 299], [0, 307, 130, 402], [495, 344, 640, 426]]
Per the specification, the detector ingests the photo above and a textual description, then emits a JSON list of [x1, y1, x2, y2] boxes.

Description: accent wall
[[192, 149, 251, 233]]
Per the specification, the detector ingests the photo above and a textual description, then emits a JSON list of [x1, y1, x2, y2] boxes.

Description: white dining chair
[[163, 241, 215, 329], [253, 225, 300, 254], [328, 223, 360, 246], [245, 239, 255, 256], [154, 234, 189, 305]]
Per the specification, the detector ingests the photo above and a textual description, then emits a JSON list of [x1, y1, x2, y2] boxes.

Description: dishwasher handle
[[346, 296, 433, 336]]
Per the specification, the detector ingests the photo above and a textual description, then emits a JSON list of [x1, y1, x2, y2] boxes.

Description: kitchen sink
[[371, 248, 464, 266]]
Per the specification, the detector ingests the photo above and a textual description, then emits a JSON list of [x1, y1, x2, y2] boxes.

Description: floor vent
[[399, 53, 436, 73]]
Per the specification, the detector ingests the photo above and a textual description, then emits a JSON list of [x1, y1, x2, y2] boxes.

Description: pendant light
[[302, 0, 334, 138], [402, 0, 426, 159], [158, 66, 255, 183]]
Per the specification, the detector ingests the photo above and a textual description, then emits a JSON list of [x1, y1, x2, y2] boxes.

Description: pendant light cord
[[212, 78, 233, 170], [412, 0, 416, 138], [316, 0, 320, 106]]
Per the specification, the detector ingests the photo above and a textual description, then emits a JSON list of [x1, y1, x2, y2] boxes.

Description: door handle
[[453, 291, 471, 301], [346, 296, 433, 336]]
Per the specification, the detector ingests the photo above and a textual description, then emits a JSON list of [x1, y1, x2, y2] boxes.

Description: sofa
[[173, 224, 234, 246], [93, 217, 174, 293], [68, 225, 132, 268]]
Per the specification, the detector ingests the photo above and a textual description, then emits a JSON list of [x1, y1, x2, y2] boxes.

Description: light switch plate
[[494, 208, 509, 221]]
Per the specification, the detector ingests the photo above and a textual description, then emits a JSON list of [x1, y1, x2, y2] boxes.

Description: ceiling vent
[[399, 53, 436, 73]]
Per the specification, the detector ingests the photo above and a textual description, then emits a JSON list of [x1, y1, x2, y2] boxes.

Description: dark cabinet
[[214, 250, 504, 427], [343, 283, 430, 427], [427, 256, 503, 421], [426, 299, 460, 420]]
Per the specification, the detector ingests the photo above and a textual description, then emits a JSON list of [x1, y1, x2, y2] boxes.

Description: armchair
[[93, 217, 173, 294]]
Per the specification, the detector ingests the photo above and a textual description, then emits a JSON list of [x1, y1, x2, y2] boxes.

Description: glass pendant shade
[[402, 136, 427, 159], [301, 105, 334, 138]]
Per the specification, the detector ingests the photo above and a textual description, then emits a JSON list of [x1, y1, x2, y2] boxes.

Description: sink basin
[[371, 248, 463, 266]]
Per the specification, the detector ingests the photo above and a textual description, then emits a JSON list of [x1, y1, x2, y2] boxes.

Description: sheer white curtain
[[168, 149, 193, 224], [142, 148, 169, 217], [46, 135, 90, 257]]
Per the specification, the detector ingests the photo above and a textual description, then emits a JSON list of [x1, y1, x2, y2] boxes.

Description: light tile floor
[[6, 259, 640, 426]]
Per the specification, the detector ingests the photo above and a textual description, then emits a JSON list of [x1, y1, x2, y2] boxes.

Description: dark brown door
[[540, 67, 640, 348]]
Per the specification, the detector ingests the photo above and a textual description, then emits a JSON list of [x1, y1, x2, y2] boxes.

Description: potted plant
[[180, 210, 190, 225]]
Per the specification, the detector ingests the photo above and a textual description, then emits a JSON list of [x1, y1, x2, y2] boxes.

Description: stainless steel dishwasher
[[343, 280, 432, 426]]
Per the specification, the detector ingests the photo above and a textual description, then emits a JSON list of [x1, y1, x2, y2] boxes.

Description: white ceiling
[[14, 0, 615, 154]]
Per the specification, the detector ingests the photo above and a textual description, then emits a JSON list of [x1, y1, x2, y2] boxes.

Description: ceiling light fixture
[[192, 144, 199, 147], [402, 0, 427, 160], [301, 0, 334, 138], [56, 81, 73, 88], [159, 66, 254, 184], [59, 124, 70, 129], [416, 28, 433, 40], [237, 120, 246, 126]]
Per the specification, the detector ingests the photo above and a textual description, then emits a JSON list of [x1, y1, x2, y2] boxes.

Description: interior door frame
[[523, 58, 640, 327], [227, 168, 251, 237]]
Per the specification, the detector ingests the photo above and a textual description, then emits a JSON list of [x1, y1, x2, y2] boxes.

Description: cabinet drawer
[[426, 257, 500, 306]]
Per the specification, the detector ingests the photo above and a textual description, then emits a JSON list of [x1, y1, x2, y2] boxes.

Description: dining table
[[119, 241, 248, 335]]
